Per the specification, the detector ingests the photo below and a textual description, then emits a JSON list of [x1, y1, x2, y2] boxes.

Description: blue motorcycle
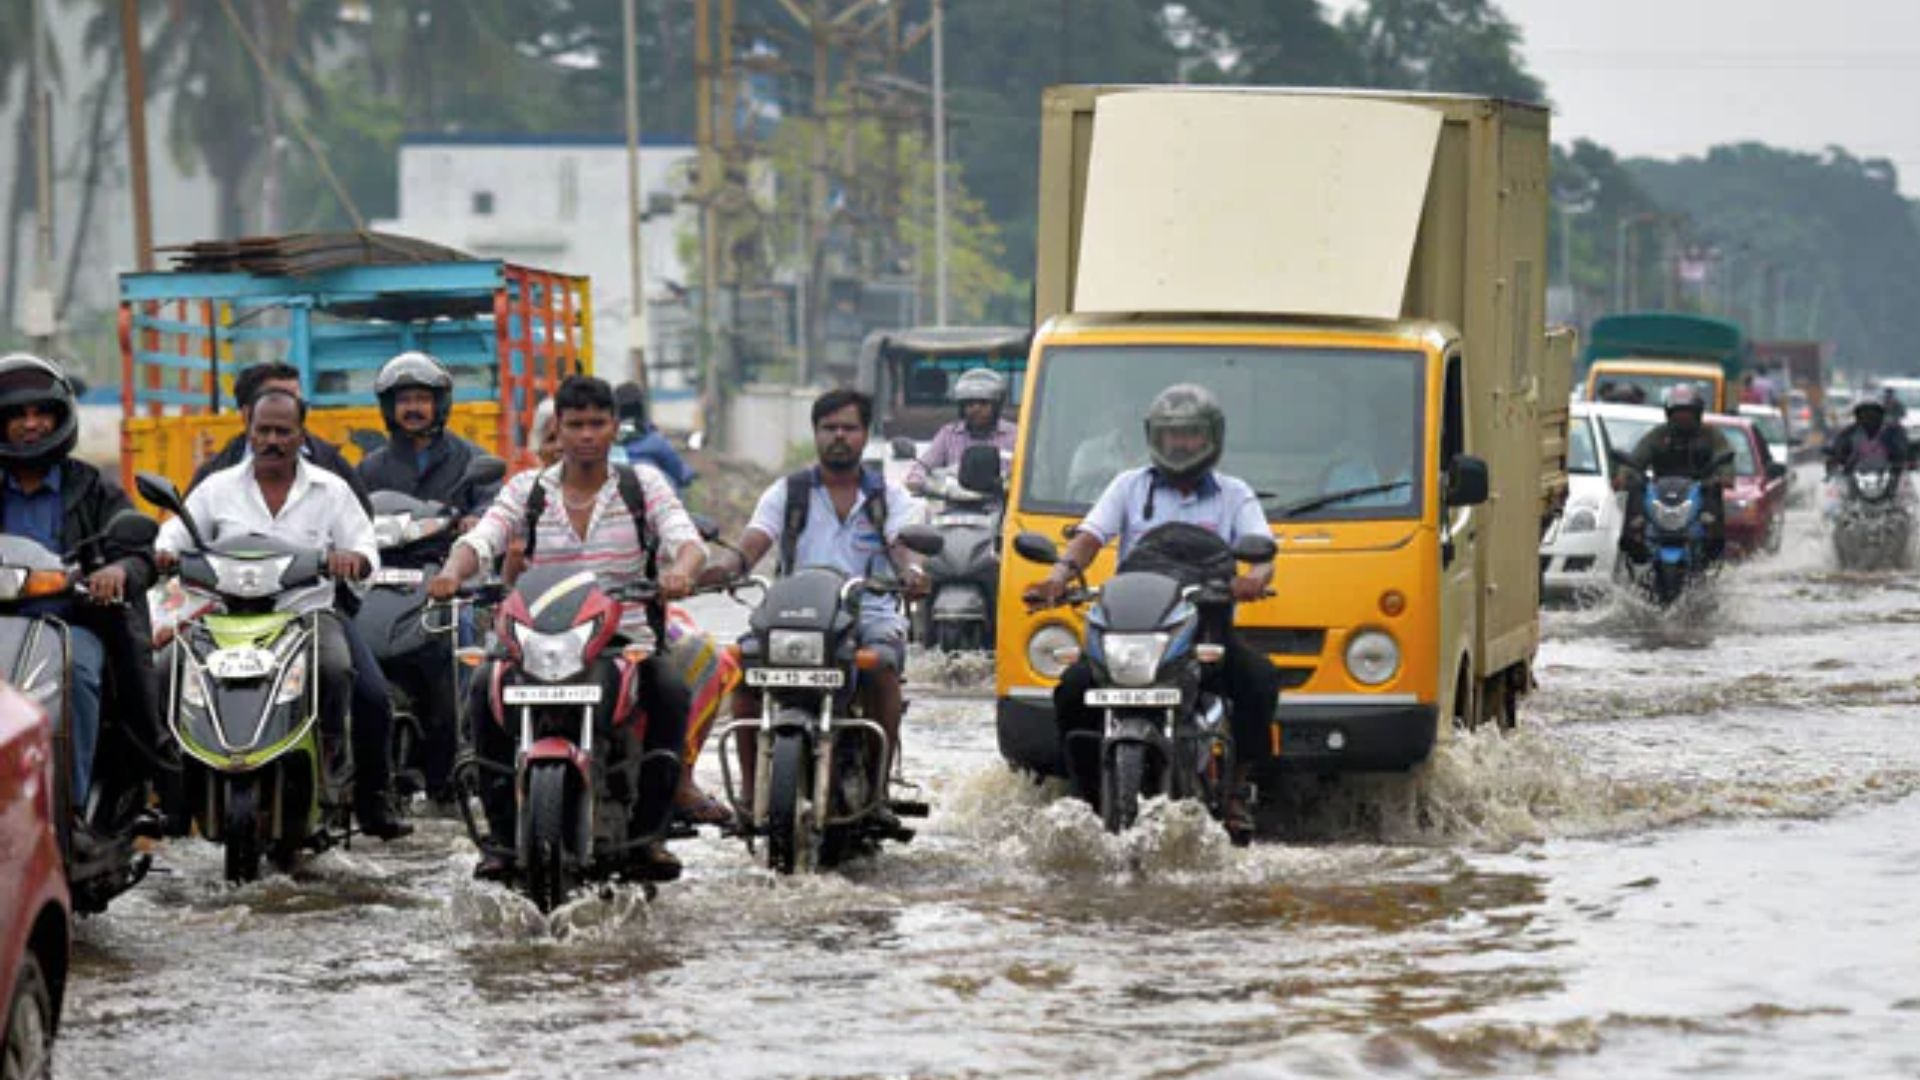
[[1617, 451, 1734, 607]]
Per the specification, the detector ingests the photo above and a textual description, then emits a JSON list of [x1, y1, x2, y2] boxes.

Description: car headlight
[[1344, 630, 1400, 686], [1026, 625, 1080, 680], [768, 629, 826, 667], [1728, 496, 1753, 511], [514, 621, 596, 682], [207, 554, 291, 598], [274, 652, 307, 705], [1564, 508, 1599, 533], [1101, 632, 1171, 688]]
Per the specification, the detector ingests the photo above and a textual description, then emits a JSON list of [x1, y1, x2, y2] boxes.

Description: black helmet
[[1144, 383, 1225, 481], [374, 351, 453, 437], [614, 381, 648, 440], [0, 353, 78, 470], [1855, 397, 1885, 419]]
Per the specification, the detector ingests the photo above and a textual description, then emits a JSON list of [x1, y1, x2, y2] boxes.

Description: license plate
[[745, 668, 845, 688], [371, 567, 425, 586], [206, 646, 276, 681], [502, 684, 603, 705], [1086, 688, 1181, 707]]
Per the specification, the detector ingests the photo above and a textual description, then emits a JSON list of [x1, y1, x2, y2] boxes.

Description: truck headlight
[[768, 629, 825, 667], [1026, 625, 1079, 680], [1101, 632, 1170, 688], [1344, 630, 1400, 686]]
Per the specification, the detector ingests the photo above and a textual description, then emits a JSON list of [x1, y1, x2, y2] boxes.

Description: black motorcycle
[[0, 511, 166, 913], [1012, 525, 1276, 839], [716, 525, 943, 874]]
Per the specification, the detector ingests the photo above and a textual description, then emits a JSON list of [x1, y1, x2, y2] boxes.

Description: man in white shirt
[[157, 390, 410, 839]]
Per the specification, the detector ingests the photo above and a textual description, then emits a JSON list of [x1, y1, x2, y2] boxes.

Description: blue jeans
[[65, 625, 104, 803]]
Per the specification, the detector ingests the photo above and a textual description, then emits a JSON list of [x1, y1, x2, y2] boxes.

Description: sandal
[[674, 791, 735, 827]]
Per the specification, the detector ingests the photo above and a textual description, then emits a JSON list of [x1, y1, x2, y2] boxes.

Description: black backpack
[[777, 464, 890, 576]]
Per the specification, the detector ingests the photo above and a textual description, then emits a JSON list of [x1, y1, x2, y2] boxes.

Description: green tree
[[1340, 0, 1545, 102]]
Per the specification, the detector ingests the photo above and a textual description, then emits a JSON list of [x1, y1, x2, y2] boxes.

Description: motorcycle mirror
[[134, 471, 184, 515], [68, 374, 90, 398], [462, 455, 508, 489], [1231, 533, 1278, 565], [896, 524, 945, 557], [102, 508, 160, 549], [890, 437, 918, 462], [690, 513, 721, 542], [957, 444, 1004, 497], [1012, 530, 1060, 565]]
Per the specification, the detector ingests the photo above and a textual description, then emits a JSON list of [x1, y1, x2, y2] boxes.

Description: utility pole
[[622, 0, 649, 390], [932, 0, 949, 326], [120, 0, 154, 271], [26, 0, 57, 348], [695, 0, 722, 440]]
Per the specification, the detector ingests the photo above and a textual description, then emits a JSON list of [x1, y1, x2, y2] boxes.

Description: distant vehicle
[[1785, 389, 1816, 444], [1874, 377, 1920, 444], [1738, 402, 1796, 489], [1707, 415, 1790, 557], [1540, 402, 1625, 600], [0, 680, 71, 1079], [1583, 312, 1747, 411], [855, 325, 1031, 485]]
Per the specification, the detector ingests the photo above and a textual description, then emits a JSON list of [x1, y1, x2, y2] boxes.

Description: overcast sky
[[1323, 0, 1920, 195]]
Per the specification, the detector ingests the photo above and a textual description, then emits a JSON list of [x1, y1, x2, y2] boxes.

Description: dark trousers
[[468, 653, 691, 849], [334, 615, 396, 819], [386, 650, 458, 792], [1053, 639, 1279, 803]]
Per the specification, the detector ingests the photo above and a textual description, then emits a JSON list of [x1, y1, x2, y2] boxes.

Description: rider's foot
[[473, 850, 516, 882], [630, 842, 682, 882], [360, 816, 414, 841]]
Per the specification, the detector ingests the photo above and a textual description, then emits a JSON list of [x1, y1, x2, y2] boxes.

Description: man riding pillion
[[1614, 383, 1736, 564], [906, 367, 1016, 495], [0, 353, 161, 820], [428, 375, 708, 881], [1827, 396, 1912, 479], [1024, 383, 1279, 834], [356, 351, 496, 521], [613, 381, 697, 493], [157, 390, 412, 839], [701, 388, 930, 817]]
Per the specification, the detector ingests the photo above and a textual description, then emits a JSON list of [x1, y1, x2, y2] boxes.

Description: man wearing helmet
[[0, 353, 160, 812], [1826, 395, 1912, 477], [1615, 383, 1736, 563], [905, 367, 1017, 494], [357, 351, 495, 522], [612, 382, 697, 493], [1025, 384, 1279, 832]]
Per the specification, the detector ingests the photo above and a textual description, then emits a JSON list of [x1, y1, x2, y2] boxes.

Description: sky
[[1324, 0, 1920, 195]]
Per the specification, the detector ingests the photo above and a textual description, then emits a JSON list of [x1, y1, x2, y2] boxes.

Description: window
[[1567, 416, 1601, 475], [472, 191, 495, 216]]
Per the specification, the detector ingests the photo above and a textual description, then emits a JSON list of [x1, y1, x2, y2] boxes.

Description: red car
[[1708, 414, 1790, 557], [0, 680, 71, 1076]]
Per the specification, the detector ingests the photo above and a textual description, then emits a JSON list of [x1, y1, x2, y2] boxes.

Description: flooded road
[[56, 470, 1920, 1078]]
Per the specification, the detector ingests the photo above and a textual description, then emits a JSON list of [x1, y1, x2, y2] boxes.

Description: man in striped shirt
[[431, 376, 707, 880]]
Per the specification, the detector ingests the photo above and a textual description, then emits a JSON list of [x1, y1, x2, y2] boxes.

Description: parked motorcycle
[[0, 511, 165, 913], [1617, 452, 1733, 607], [716, 524, 944, 875], [136, 474, 352, 884], [1831, 465, 1913, 571], [1011, 525, 1276, 838], [901, 441, 1006, 653]]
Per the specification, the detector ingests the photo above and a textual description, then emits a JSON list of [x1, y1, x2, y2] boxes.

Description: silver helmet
[[1143, 383, 1224, 481], [374, 351, 453, 436], [0, 353, 78, 469], [953, 367, 1008, 427]]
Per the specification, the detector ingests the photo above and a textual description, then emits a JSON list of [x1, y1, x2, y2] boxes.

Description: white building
[[374, 134, 702, 398]]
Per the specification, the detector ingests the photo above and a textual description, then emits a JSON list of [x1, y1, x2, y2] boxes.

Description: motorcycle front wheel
[[766, 731, 813, 875], [224, 778, 261, 885], [524, 762, 574, 913], [1101, 742, 1148, 834]]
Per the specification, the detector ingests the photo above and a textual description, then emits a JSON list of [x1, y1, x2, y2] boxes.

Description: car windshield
[[1021, 344, 1426, 520], [1599, 414, 1661, 463], [1568, 417, 1602, 475]]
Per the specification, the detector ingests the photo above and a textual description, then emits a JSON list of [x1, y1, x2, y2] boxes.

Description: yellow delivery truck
[[995, 87, 1572, 778]]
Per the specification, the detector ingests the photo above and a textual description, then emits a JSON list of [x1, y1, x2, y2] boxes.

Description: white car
[[1738, 402, 1796, 491], [1541, 401, 1630, 599]]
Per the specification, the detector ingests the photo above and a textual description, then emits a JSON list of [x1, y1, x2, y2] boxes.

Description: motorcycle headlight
[[513, 620, 596, 682], [767, 629, 826, 667], [274, 652, 308, 705], [1344, 630, 1401, 686], [1102, 632, 1170, 688], [180, 660, 209, 710], [1649, 501, 1693, 531], [206, 554, 291, 599], [1564, 508, 1599, 534], [1026, 625, 1080, 680]]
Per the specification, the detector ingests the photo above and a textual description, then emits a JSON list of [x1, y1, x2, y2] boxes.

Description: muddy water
[[56, 472, 1920, 1078]]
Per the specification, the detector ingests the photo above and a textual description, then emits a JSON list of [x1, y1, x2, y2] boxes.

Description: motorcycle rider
[[1827, 396, 1912, 478], [1025, 383, 1278, 831], [906, 367, 1016, 495], [0, 353, 160, 815], [613, 382, 696, 493], [428, 375, 707, 881], [156, 390, 411, 839], [1614, 383, 1736, 564], [356, 351, 496, 523], [700, 388, 929, 812]]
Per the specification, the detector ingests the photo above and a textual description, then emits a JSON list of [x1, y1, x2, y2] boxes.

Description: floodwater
[[56, 467, 1920, 1078]]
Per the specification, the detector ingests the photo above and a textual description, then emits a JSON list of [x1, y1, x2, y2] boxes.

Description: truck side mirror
[[957, 444, 1003, 496], [1012, 531, 1060, 565], [890, 437, 917, 462], [1447, 456, 1490, 507]]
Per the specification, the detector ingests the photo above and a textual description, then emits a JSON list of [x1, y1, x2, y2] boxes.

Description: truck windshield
[[892, 353, 1026, 408], [1590, 372, 1713, 407], [1020, 344, 1425, 521]]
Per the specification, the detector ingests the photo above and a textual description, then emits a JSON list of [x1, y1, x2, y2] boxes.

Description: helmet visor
[[1148, 419, 1215, 472]]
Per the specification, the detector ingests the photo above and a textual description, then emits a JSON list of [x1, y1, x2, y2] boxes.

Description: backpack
[[778, 464, 890, 576], [523, 464, 664, 638]]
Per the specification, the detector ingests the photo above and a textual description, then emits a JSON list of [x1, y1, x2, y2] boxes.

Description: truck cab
[[995, 87, 1570, 781]]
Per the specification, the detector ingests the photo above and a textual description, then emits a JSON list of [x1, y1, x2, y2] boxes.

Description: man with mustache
[[701, 388, 928, 824], [158, 390, 411, 840], [356, 351, 495, 524]]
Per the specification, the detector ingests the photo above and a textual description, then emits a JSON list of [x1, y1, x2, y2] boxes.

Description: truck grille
[[1240, 627, 1325, 657], [1274, 666, 1314, 690]]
